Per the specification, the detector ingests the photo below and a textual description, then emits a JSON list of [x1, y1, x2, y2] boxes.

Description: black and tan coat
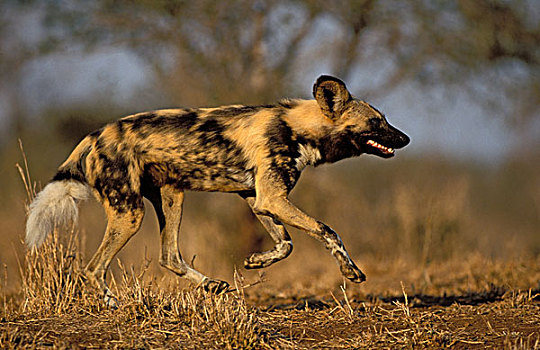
[[26, 75, 409, 305]]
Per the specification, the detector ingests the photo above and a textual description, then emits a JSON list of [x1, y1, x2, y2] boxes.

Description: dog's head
[[313, 75, 410, 159]]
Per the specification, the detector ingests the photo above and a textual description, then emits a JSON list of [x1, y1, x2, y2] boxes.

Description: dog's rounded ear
[[313, 75, 352, 120]]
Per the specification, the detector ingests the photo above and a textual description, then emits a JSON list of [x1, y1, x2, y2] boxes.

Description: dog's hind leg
[[241, 195, 293, 269], [145, 185, 229, 293], [85, 201, 145, 307]]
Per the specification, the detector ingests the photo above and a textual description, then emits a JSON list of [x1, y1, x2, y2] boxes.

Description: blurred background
[[0, 0, 538, 293]]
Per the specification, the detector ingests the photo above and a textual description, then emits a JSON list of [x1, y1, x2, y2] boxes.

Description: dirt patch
[[251, 287, 540, 349], [1, 286, 539, 349], [1, 233, 539, 349]]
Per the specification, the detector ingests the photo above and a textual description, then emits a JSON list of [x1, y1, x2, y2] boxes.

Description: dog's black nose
[[387, 124, 410, 149], [400, 132, 410, 147]]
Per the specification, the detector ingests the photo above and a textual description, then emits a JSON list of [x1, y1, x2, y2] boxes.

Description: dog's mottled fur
[[26, 75, 409, 304]]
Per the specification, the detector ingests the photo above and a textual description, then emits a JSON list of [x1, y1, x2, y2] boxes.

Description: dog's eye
[[369, 118, 382, 128]]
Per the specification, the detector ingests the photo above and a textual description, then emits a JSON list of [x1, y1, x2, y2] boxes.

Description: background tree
[[2, 0, 537, 141]]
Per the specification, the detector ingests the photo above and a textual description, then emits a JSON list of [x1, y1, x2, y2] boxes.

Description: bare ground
[[1, 258, 539, 349]]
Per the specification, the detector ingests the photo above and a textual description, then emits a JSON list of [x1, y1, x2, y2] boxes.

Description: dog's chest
[[295, 143, 321, 171]]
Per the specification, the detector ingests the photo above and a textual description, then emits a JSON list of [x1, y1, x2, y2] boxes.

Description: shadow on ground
[[256, 284, 540, 311]]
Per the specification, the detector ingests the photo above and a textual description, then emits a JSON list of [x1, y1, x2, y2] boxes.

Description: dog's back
[[25, 75, 409, 305]]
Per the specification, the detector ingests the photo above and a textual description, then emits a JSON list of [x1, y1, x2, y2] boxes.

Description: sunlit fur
[[26, 180, 90, 248], [25, 75, 409, 305]]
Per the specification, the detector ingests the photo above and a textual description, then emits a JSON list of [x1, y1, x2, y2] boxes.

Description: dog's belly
[[183, 166, 255, 192], [143, 161, 255, 192]]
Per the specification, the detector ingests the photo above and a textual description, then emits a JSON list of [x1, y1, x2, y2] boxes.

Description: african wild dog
[[26, 75, 409, 305]]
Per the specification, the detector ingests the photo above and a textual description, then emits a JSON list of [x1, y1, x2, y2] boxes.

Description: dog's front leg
[[239, 194, 293, 269], [253, 190, 366, 283]]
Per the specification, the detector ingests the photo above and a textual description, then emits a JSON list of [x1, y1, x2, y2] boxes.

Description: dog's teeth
[[367, 139, 395, 154]]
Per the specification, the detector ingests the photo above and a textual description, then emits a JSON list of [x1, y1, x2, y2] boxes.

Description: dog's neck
[[284, 99, 361, 167]]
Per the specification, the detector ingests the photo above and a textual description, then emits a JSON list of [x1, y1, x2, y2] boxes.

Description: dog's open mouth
[[366, 139, 394, 155]]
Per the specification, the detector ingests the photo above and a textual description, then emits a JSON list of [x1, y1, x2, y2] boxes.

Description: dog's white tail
[[25, 180, 91, 249]]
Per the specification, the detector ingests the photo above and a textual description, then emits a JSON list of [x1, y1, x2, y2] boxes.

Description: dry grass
[[0, 143, 538, 348], [2, 235, 272, 348], [1, 236, 539, 348]]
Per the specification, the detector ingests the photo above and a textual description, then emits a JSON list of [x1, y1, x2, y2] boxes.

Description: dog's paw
[[244, 260, 264, 270], [201, 279, 230, 294], [244, 242, 293, 270], [104, 291, 119, 309], [340, 264, 366, 283], [244, 253, 268, 269]]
